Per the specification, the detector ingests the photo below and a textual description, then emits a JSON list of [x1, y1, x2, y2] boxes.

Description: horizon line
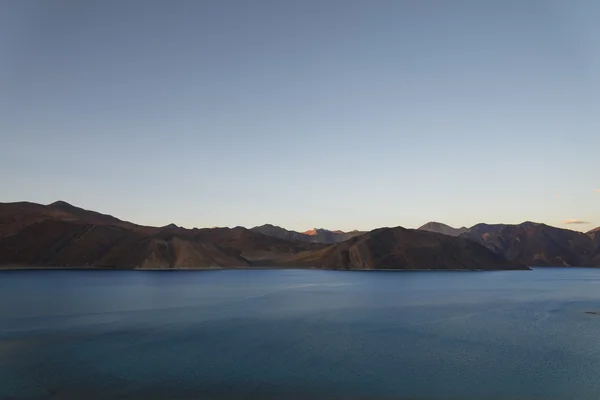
[[1, 199, 597, 235]]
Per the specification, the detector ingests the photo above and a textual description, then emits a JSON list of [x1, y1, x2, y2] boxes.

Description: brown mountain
[[0, 201, 526, 270], [191, 226, 324, 264], [279, 227, 527, 270], [418, 222, 468, 237], [0, 203, 324, 269], [588, 226, 600, 235], [250, 224, 310, 243], [584, 228, 600, 266], [251, 225, 364, 243], [461, 222, 598, 266], [0, 219, 254, 269], [585, 247, 600, 266], [0, 200, 138, 239]]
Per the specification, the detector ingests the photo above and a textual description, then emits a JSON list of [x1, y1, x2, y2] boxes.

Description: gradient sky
[[1, 0, 599, 232]]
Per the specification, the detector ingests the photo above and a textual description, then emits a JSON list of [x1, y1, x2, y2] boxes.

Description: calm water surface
[[1, 268, 600, 399]]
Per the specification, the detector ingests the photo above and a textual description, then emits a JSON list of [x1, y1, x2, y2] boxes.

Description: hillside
[[0, 219, 251, 268], [0, 201, 526, 270], [418, 222, 468, 237], [0, 202, 323, 269], [462, 222, 597, 266], [0, 200, 140, 239], [279, 227, 527, 270]]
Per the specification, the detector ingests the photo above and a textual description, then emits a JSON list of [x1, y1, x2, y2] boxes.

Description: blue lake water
[[1, 268, 600, 399]]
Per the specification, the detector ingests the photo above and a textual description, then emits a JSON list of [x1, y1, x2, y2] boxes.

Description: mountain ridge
[[461, 222, 597, 267], [0, 201, 535, 270], [418, 222, 468, 237], [252, 224, 364, 244], [279, 226, 526, 270]]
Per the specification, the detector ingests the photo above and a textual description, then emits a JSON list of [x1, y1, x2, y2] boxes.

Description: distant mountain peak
[[303, 228, 345, 235], [418, 222, 468, 237], [520, 221, 541, 227], [43, 201, 135, 228], [163, 223, 179, 229], [254, 223, 280, 229], [49, 200, 76, 208], [251, 225, 363, 244], [420, 221, 467, 229], [47, 200, 90, 215], [303, 228, 320, 235], [419, 222, 442, 229]]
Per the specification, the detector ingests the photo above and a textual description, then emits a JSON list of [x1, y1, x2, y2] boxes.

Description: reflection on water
[[1, 268, 600, 399]]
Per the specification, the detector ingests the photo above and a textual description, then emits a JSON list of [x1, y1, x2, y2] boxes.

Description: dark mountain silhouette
[[418, 222, 468, 237], [0, 219, 251, 269], [0, 203, 324, 269], [461, 222, 597, 266], [0, 201, 527, 270], [584, 228, 600, 266], [191, 226, 324, 264], [47, 200, 135, 227], [0, 200, 138, 240], [279, 227, 527, 270], [251, 225, 363, 243]]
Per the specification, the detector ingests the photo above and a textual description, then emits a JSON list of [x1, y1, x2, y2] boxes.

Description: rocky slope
[[0, 201, 137, 239], [461, 222, 597, 266], [418, 222, 468, 237], [279, 227, 527, 270], [0, 202, 323, 269], [0, 219, 249, 268], [0, 201, 526, 270]]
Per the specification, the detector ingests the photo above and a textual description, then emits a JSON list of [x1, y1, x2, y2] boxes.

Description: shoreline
[[0, 265, 532, 272]]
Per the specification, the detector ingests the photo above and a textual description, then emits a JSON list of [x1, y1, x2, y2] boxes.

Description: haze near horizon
[[1, 1, 599, 231]]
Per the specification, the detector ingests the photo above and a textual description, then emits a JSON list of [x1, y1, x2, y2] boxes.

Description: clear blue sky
[[1, 0, 599, 232]]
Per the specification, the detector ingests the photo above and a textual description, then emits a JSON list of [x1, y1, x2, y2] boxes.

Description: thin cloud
[[595, 189, 600, 193], [563, 219, 590, 225]]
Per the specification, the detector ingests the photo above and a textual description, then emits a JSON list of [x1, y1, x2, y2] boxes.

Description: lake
[[1, 268, 600, 399]]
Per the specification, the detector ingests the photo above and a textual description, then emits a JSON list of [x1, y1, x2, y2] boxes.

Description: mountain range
[[251, 224, 364, 243], [417, 221, 600, 266], [0, 201, 599, 270]]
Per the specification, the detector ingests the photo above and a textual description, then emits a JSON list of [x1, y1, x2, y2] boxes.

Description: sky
[[1, 0, 599, 232]]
